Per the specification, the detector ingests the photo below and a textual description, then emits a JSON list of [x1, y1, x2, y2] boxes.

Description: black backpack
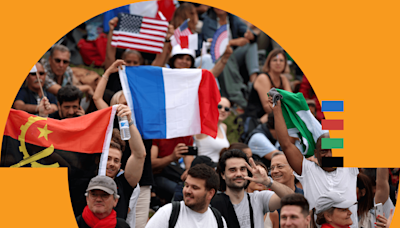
[[168, 201, 224, 228]]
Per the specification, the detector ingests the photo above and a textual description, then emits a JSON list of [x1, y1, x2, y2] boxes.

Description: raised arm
[[271, 99, 304, 175], [151, 143, 188, 174], [152, 25, 174, 67], [104, 17, 118, 70], [93, 59, 126, 110], [210, 44, 232, 77], [245, 157, 294, 211], [375, 168, 390, 204], [116, 104, 146, 188]]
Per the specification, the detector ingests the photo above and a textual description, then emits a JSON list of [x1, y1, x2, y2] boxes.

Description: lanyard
[[247, 193, 254, 228]]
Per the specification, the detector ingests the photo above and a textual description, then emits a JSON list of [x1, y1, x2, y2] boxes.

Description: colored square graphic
[[321, 101, 344, 112], [321, 138, 343, 149], [322, 119, 344, 130], [321, 157, 344, 167]]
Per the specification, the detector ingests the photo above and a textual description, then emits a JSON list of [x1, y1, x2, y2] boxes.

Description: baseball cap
[[191, 155, 217, 168], [86, 175, 119, 198], [315, 191, 357, 214]]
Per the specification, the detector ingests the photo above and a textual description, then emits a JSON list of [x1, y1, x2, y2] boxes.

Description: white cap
[[171, 44, 195, 59], [315, 191, 357, 214]]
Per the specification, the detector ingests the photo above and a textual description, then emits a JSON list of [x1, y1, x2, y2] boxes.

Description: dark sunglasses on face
[[54, 58, 70, 64], [29, 72, 46, 76], [218, 104, 230, 112]]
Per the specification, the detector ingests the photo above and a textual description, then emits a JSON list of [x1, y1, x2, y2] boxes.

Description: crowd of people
[[10, 1, 398, 228]]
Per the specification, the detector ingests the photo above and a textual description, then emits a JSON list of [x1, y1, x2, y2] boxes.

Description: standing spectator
[[211, 149, 294, 228]]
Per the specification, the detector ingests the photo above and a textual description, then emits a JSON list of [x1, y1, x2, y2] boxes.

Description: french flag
[[119, 66, 220, 139]]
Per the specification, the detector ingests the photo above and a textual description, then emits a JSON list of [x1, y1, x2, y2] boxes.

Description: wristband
[[265, 176, 273, 188], [129, 119, 134, 126], [165, 39, 171, 43], [102, 75, 109, 81]]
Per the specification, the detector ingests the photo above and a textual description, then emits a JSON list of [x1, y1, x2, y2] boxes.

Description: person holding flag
[[267, 91, 359, 228]]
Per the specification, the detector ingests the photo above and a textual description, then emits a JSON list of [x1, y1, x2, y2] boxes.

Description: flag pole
[[35, 71, 45, 99]]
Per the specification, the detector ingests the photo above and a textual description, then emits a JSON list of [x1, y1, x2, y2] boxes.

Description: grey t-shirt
[[233, 190, 275, 228]]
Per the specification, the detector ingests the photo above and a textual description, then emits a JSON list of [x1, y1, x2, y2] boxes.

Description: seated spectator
[[358, 169, 393, 227], [202, 7, 259, 108], [315, 192, 357, 228], [49, 85, 84, 119], [75, 175, 130, 228], [13, 63, 58, 116], [195, 97, 230, 163], [41, 44, 94, 96], [280, 193, 311, 228], [151, 136, 194, 203]]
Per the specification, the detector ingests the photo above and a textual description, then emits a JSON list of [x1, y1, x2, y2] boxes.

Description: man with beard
[[145, 164, 227, 228], [49, 84, 85, 119], [211, 149, 294, 228]]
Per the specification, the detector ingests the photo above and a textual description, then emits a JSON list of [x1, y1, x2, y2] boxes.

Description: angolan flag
[[111, 13, 169, 54], [118, 66, 220, 139], [1, 107, 116, 216], [275, 89, 328, 157]]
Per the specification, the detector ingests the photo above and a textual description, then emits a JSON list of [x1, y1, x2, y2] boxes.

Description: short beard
[[184, 194, 208, 212], [226, 178, 248, 191]]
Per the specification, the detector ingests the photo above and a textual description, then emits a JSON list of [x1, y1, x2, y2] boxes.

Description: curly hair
[[188, 163, 219, 195], [217, 149, 251, 191]]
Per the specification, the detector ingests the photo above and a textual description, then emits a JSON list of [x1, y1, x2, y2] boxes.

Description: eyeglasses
[[53, 58, 70, 64], [29, 72, 46, 76], [269, 164, 288, 171], [88, 191, 111, 200], [218, 104, 230, 112]]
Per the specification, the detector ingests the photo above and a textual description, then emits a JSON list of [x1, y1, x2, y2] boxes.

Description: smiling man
[[145, 164, 227, 228], [211, 149, 294, 228], [76, 175, 130, 228]]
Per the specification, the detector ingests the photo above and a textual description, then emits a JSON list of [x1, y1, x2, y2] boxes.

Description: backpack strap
[[210, 206, 224, 228], [169, 201, 181, 228]]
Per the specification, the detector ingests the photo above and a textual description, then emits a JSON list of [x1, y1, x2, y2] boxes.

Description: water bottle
[[118, 116, 131, 140]]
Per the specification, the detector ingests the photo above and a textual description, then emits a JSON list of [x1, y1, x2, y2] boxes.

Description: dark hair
[[217, 149, 250, 191], [110, 128, 126, 153], [316, 207, 335, 225], [170, 3, 195, 30], [220, 143, 250, 158], [57, 85, 83, 106], [362, 168, 377, 187], [281, 193, 310, 217], [188, 163, 219, 196], [357, 173, 374, 217], [266, 112, 275, 130], [168, 54, 195, 69]]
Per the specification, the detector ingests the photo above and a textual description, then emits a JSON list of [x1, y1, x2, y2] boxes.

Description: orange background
[[0, 0, 399, 227]]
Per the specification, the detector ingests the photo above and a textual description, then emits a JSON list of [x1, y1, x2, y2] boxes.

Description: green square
[[321, 138, 343, 149]]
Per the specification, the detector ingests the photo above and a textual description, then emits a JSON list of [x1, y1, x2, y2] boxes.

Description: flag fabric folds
[[276, 89, 328, 157], [111, 13, 169, 54], [119, 66, 220, 140], [210, 24, 229, 62], [1, 107, 116, 216], [171, 19, 198, 50]]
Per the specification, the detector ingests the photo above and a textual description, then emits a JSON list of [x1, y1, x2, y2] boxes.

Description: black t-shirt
[[114, 173, 135, 219], [76, 214, 130, 228]]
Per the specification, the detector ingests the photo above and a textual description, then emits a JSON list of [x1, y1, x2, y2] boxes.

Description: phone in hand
[[374, 203, 383, 218], [182, 146, 198, 156]]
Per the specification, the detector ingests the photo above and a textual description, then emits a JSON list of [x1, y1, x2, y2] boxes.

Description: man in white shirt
[[145, 164, 227, 228], [270, 98, 358, 228]]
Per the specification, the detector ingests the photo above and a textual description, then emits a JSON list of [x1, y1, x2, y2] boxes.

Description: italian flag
[[276, 89, 328, 157]]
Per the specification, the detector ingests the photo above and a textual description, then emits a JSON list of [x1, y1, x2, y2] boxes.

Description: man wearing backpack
[[145, 164, 227, 228]]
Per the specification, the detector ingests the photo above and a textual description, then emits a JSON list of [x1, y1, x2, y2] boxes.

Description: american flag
[[172, 19, 192, 48], [111, 13, 169, 54]]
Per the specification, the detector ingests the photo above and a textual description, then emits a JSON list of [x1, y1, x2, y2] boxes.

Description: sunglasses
[[218, 104, 230, 112], [29, 72, 46, 76], [54, 58, 70, 64]]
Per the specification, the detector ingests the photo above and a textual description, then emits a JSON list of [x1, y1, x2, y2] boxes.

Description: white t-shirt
[[195, 125, 230, 163], [294, 158, 359, 228], [145, 201, 227, 228], [126, 183, 140, 228], [233, 190, 275, 228]]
